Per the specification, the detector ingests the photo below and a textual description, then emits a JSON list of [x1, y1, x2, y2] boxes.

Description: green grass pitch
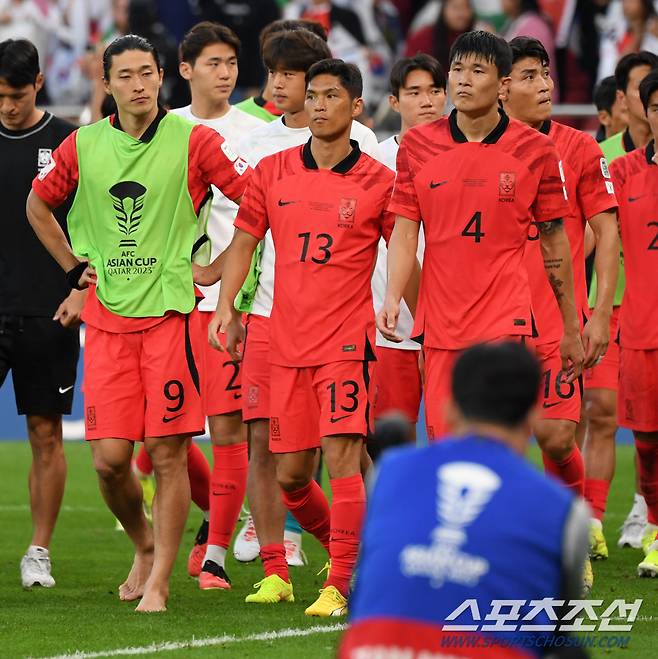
[[0, 441, 656, 658]]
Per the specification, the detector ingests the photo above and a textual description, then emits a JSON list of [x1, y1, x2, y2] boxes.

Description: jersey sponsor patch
[[37, 156, 56, 181], [221, 140, 238, 162], [37, 148, 52, 169], [234, 157, 248, 176], [600, 157, 611, 179]]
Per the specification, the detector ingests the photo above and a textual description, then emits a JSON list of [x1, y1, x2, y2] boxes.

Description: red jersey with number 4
[[389, 110, 569, 350], [524, 120, 618, 344], [234, 139, 395, 367], [612, 142, 658, 349]]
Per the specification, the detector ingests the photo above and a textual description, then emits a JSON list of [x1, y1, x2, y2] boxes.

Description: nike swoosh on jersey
[[330, 414, 351, 423], [162, 413, 185, 423], [628, 196, 643, 203], [542, 402, 560, 409], [278, 199, 297, 206], [58, 385, 74, 394], [429, 180, 448, 189]]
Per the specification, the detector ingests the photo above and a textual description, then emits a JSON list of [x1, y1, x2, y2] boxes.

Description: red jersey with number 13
[[234, 139, 395, 367], [389, 110, 569, 350]]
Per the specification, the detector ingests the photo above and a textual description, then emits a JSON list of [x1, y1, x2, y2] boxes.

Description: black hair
[[449, 30, 513, 77], [262, 29, 331, 73], [180, 21, 241, 65], [306, 58, 363, 99], [431, 0, 475, 73], [451, 342, 540, 427], [593, 76, 618, 113], [0, 39, 40, 87], [259, 19, 328, 50], [615, 51, 658, 93], [639, 70, 658, 113], [103, 34, 161, 80], [508, 35, 550, 67], [389, 54, 446, 97]]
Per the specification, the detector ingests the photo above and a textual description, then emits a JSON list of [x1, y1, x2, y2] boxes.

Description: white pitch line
[[39, 623, 346, 659], [0, 505, 102, 513]]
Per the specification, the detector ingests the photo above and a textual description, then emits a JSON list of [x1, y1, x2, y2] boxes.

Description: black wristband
[[66, 261, 88, 290]]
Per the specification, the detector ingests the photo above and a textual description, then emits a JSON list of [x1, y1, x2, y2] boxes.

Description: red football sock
[[134, 444, 153, 476], [260, 543, 289, 582], [187, 442, 211, 513], [635, 439, 658, 527], [325, 474, 366, 598], [281, 480, 330, 552], [584, 478, 610, 521], [208, 442, 249, 548], [542, 445, 585, 497]]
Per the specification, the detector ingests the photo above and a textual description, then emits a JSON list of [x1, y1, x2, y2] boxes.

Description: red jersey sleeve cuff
[[31, 179, 61, 208], [234, 218, 266, 240], [387, 202, 422, 222]]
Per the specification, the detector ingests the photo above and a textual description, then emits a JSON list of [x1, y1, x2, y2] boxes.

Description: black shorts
[[0, 315, 80, 416]]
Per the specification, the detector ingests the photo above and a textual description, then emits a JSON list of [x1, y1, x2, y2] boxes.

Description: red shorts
[[200, 311, 242, 417], [530, 339, 581, 423], [584, 306, 620, 391], [618, 347, 658, 432], [269, 360, 374, 453], [83, 310, 205, 440], [241, 314, 270, 422], [373, 346, 422, 422]]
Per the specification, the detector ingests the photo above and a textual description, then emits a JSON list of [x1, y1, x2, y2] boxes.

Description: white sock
[[204, 545, 226, 568], [632, 493, 648, 516], [29, 545, 49, 556]]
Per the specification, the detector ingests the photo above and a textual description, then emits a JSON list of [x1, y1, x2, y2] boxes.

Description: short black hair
[[306, 58, 363, 99], [449, 30, 512, 77], [508, 35, 550, 67], [615, 51, 658, 93], [389, 54, 446, 97], [259, 19, 328, 50], [180, 21, 241, 65], [640, 70, 658, 113], [262, 29, 331, 73], [103, 34, 161, 80], [0, 39, 40, 87], [451, 342, 540, 428], [594, 76, 618, 113]]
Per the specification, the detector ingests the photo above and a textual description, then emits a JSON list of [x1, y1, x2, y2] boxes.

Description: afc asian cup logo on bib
[[338, 198, 357, 228], [499, 172, 515, 201]]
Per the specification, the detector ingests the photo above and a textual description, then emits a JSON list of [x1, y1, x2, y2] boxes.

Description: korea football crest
[[498, 172, 516, 202], [338, 198, 357, 228]]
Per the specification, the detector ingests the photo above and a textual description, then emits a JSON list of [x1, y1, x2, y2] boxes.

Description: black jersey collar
[[449, 108, 509, 144], [112, 105, 166, 143], [302, 138, 361, 173], [539, 119, 551, 135], [0, 111, 51, 138], [646, 140, 656, 165], [623, 128, 636, 153]]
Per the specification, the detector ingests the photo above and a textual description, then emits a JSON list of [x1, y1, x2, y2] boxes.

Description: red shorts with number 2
[[83, 310, 205, 440], [269, 360, 374, 453]]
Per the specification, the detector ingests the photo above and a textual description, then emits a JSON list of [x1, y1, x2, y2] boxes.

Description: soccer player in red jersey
[[502, 37, 619, 578], [612, 71, 658, 576], [210, 59, 395, 616], [379, 31, 584, 442], [26, 36, 250, 611]]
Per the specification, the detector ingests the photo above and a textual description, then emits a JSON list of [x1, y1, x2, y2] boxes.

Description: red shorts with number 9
[[200, 310, 242, 417], [269, 360, 374, 453], [83, 310, 205, 440]]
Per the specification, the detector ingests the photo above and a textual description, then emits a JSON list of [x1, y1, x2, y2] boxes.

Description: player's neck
[[310, 133, 353, 169], [283, 108, 309, 129], [117, 104, 160, 139], [628, 119, 651, 149], [456, 105, 501, 142], [190, 96, 231, 120], [458, 421, 529, 455], [1, 107, 44, 132], [398, 120, 410, 140]]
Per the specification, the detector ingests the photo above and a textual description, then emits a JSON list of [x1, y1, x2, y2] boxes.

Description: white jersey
[[170, 105, 265, 311], [238, 116, 380, 318], [373, 136, 424, 350]]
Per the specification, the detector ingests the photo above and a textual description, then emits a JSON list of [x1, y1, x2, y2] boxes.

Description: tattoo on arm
[[537, 219, 564, 235], [548, 271, 564, 303]]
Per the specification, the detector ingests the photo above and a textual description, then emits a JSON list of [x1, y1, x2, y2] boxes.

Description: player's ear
[[34, 72, 44, 93], [388, 94, 400, 114], [597, 109, 611, 129], [352, 96, 364, 119], [616, 89, 628, 112], [498, 76, 511, 100], [158, 67, 164, 88], [179, 61, 193, 81]]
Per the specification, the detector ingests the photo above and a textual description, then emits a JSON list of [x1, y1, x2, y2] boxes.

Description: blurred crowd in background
[[3, 0, 658, 118]]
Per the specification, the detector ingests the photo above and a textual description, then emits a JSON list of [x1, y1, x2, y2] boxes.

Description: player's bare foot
[[135, 584, 168, 612], [119, 549, 154, 601]]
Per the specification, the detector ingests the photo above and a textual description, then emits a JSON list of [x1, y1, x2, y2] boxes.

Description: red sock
[[187, 442, 211, 513], [542, 445, 585, 497], [281, 480, 330, 552], [325, 474, 366, 598], [208, 442, 249, 548], [584, 478, 610, 521], [635, 439, 658, 526], [260, 543, 289, 582], [134, 444, 153, 476]]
